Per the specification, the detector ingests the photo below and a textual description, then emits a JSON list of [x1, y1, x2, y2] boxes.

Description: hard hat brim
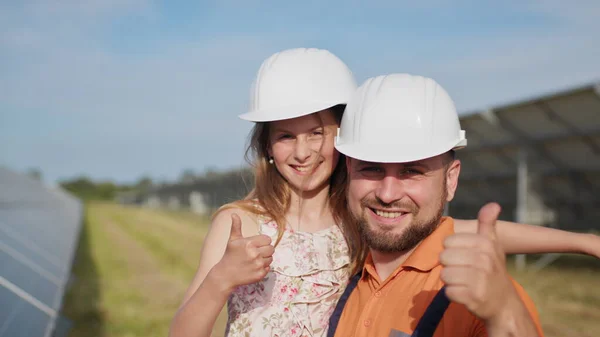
[[239, 101, 347, 122], [334, 138, 467, 164]]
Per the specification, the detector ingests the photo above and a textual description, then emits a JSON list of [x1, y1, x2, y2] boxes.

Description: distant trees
[[135, 176, 154, 191], [179, 169, 197, 184], [196, 168, 254, 208], [59, 177, 125, 201], [57, 167, 255, 206]]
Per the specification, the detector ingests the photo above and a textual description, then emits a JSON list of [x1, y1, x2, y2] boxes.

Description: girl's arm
[[454, 219, 600, 258], [169, 209, 265, 337]]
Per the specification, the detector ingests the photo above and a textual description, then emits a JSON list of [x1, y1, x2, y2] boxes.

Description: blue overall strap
[[327, 271, 362, 337], [411, 286, 451, 337]]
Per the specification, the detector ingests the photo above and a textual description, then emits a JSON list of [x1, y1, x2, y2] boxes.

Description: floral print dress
[[225, 218, 351, 337]]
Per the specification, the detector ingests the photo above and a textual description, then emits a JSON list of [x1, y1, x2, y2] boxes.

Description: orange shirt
[[333, 217, 543, 337]]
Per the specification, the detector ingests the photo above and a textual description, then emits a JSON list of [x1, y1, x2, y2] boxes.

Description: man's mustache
[[359, 197, 419, 214]]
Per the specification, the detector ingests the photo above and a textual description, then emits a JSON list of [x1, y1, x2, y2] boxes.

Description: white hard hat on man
[[335, 73, 467, 162]]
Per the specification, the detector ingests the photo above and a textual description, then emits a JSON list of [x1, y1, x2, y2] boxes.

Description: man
[[329, 74, 543, 337]]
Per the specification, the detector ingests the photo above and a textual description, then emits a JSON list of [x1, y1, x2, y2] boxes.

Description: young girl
[[169, 48, 599, 337]]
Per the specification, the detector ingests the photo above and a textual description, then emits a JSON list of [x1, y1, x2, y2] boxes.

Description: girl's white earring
[[269, 158, 274, 164]]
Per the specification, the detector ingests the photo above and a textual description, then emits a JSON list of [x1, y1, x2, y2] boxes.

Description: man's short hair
[[444, 150, 456, 166]]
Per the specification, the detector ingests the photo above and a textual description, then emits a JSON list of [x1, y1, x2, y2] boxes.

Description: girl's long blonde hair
[[213, 105, 367, 274]]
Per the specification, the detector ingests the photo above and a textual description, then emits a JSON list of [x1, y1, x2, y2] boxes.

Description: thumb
[[229, 213, 243, 240], [477, 202, 501, 239]]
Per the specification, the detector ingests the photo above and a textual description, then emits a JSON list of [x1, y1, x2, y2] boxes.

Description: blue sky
[[1, 0, 599, 185]]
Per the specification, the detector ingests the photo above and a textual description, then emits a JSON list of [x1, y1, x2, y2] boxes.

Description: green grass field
[[62, 202, 600, 337], [61, 202, 227, 337]]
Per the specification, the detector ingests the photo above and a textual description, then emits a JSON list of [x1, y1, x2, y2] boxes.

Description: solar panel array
[[451, 82, 600, 231], [0, 166, 83, 337]]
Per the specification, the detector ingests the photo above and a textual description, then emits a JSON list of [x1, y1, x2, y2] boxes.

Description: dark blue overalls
[[327, 272, 450, 337]]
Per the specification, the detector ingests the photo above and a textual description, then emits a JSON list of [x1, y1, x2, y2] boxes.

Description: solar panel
[[0, 286, 51, 337], [452, 82, 600, 231], [0, 167, 83, 337], [0, 223, 65, 280], [0, 248, 59, 308]]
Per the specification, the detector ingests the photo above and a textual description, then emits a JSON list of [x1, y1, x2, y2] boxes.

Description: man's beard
[[354, 186, 447, 254]]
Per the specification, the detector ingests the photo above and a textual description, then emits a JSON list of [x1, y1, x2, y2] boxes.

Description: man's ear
[[445, 160, 461, 202]]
